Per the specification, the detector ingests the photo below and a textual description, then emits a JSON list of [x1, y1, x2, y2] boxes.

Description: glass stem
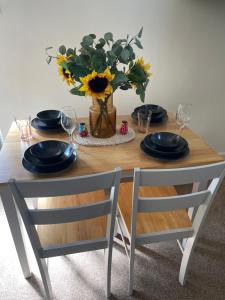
[[179, 125, 185, 137], [69, 133, 73, 145]]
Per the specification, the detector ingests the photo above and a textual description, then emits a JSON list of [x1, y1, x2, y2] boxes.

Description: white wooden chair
[[117, 162, 225, 295], [9, 168, 121, 299]]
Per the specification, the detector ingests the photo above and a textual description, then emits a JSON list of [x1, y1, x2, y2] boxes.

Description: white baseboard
[[218, 152, 225, 158]]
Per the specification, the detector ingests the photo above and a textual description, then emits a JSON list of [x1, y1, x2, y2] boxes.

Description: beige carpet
[[0, 182, 225, 300]]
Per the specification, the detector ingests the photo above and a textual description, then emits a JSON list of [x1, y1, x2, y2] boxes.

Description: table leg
[[0, 185, 31, 278]]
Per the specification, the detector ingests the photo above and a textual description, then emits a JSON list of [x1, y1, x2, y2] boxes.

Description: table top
[[0, 113, 223, 186]]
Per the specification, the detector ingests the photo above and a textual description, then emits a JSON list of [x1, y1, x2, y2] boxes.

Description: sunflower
[[57, 54, 67, 65], [58, 67, 75, 86], [136, 57, 152, 77], [79, 68, 115, 100]]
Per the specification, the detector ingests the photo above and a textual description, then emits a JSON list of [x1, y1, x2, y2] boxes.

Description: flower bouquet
[[46, 27, 151, 138]]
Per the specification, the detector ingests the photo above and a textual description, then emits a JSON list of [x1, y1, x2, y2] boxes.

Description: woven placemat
[[74, 128, 136, 146]]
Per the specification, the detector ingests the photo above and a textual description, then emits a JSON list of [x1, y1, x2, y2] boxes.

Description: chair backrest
[[131, 162, 225, 246], [9, 168, 121, 258]]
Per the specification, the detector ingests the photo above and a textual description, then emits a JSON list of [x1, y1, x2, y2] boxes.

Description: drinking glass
[[15, 115, 32, 142], [61, 106, 78, 150], [137, 109, 152, 134], [176, 103, 192, 136]]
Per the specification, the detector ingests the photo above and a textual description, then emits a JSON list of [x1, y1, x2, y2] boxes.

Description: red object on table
[[120, 120, 128, 135]]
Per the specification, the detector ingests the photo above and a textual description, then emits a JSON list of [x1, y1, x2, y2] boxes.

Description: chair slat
[[30, 199, 112, 225], [39, 238, 108, 258], [13, 170, 117, 197], [135, 227, 194, 246], [138, 190, 210, 213], [139, 162, 225, 186]]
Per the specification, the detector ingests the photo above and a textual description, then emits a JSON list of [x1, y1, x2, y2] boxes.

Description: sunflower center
[[88, 77, 108, 93], [62, 69, 70, 78]]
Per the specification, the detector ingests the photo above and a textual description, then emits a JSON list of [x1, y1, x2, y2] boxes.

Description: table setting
[[14, 101, 191, 175], [11, 28, 193, 175]]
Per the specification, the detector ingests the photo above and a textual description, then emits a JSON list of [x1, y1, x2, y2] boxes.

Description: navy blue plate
[[29, 140, 69, 163], [24, 142, 73, 167], [147, 132, 187, 150], [37, 110, 61, 126], [22, 153, 76, 174], [134, 104, 164, 116], [31, 118, 63, 131], [140, 140, 189, 160], [144, 134, 188, 156]]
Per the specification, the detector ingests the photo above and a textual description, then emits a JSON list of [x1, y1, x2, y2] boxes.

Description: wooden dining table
[[0, 113, 223, 279]]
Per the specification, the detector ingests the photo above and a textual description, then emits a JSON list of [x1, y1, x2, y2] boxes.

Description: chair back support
[[9, 168, 121, 258], [131, 162, 225, 246]]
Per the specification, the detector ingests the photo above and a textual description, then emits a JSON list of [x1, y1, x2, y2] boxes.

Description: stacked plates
[[131, 104, 167, 123], [140, 132, 189, 160], [31, 110, 63, 131], [22, 140, 76, 173]]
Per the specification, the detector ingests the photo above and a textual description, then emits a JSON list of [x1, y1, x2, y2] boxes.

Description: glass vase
[[89, 94, 116, 138]]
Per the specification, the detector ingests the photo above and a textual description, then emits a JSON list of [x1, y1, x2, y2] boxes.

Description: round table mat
[[74, 128, 136, 146]]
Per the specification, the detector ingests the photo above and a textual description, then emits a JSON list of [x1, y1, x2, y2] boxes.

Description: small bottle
[[120, 120, 128, 135], [79, 122, 88, 137]]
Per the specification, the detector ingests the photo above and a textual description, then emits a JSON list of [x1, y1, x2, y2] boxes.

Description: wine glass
[[61, 106, 78, 150], [176, 104, 192, 137]]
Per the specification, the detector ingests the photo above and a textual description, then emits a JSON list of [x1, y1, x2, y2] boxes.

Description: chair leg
[[129, 246, 135, 296], [104, 247, 112, 298], [179, 237, 196, 285], [36, 257, 53, 300]]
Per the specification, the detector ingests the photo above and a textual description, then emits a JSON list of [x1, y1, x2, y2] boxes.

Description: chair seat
[[37, 191, 107, 247], [118, 182, 192, 235]]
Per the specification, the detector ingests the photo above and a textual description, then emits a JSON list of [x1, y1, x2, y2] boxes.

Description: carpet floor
[[0, 182, 225, 300]]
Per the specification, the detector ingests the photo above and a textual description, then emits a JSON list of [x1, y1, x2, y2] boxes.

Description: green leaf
[[96, 38, 106, 49], [135, 83, 143, 95], [82, 35, 94, 47], [138, 27, 143, 38], [128, 64, 147, 83], [112, 44, 123, 57], [111, 71, 128, 90], [104, 32, 113, 42], [119, 48, 130, 64], [140, 91, 145, 102], [80, 46, 96, 56], [134, 38, 143, 49], [91, 53, 106, 72], [46, 56, 52, 64], [107, 51, 117, 66], [114, 39, 127, 45], [46, 46, 53, 51], [67, 62, 90, 81], [89, 34, 96, 39], [144, 79, 149, 90], [129, 61, 134, 69], [60, 61, 68, 69], [70, 87, 85, 96], [126, 45, 135, 60], [75, 54, 91, 68], [66, 48, 74, 57], [120, 82, 132, 90], [59, 45, 66, 55]]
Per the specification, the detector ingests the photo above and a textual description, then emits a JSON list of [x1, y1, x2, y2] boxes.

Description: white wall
[[0, 0, 225, 152]]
